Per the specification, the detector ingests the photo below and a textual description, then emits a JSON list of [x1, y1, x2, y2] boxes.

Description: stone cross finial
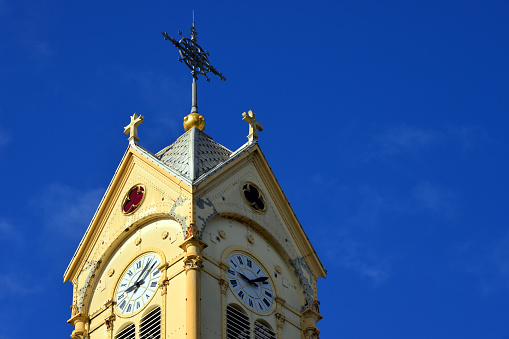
[[123, 113, 144, 145], [242, 110, 263, 142]]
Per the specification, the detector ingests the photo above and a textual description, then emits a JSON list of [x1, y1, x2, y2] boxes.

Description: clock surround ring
[[221, 246, 277, 315], [110, 247, 166, 319]]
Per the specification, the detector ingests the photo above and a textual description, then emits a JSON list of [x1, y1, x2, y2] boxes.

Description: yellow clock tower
[[64, 22, 326, 339]]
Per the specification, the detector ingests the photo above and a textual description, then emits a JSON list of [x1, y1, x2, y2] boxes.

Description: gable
[[63, 145, 192, 285], [193, 144, 326, 280]]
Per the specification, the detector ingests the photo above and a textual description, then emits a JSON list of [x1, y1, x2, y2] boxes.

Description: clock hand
[[125, 260, 153, 293], [133, 261, 158, 293], [251, 276, 268, 283], [238, 272, 258, 288]]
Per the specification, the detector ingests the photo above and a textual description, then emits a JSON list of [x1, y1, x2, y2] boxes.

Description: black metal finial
[[161, 17, 225, 82], [162, 12, 225, 114]]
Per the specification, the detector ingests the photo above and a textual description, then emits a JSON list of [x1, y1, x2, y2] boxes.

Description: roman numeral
[[120, 283, 127, 287], [248, 298, 254, 307], [263, 298, 271, 307], [258, 302, 264, 311], [238, 290, 245, 299], [256, 269, 261, 275], [236, 255, 244, 265], [247, 259, 252, 268], [119, 300, 126, 310], [136, 301, 140, 309], [150, 281, 157, 287], [229, 259, 238, 268], [152, 270, 160, 276], [227, 269, 236, 276], [117, 293, 125, 300], [263, 281, 269, 285], [136, 261, 142, 269], [126, 304, 132, 312], [230, 279, 238, 287], [127, 270, 133, 277]]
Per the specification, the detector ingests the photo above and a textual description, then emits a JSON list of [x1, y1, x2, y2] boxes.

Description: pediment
[[193, 143, 326, 280], [64, 146, 192, 284]]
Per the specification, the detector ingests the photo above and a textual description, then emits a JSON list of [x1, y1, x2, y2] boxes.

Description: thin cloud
[[0, 220, 22, 244], [364, 124, 484, 161], [0, 274, 34, 299], [368, 126, 443, 158], [0, 113, 10, 149], [452, 232, 509, 295], [412, 181, 457, 218], [33, 183, 104, 240], [323, 230, 390, 285]]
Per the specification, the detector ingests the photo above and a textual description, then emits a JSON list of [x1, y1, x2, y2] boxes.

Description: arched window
[[115, 323, 135, 339], [226, 304, 250, 339], [254, 320, 276, 339], [139, 306, 161, 339]]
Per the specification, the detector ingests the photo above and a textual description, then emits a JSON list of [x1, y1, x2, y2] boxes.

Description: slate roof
[[155, 127, 233, 182]]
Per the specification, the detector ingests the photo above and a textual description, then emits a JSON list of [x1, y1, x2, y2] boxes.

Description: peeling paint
[[289, 257, 314, 310], [196, 197, 218, 236], [169, 196, 189, 234], [76, 260, 100, 312]]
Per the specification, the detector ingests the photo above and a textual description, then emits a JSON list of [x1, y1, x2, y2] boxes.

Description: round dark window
[[242, 183, 266, 212]]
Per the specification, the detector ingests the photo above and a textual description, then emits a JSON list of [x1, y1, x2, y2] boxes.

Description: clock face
[[226, 253, 274, 313], [115, 252, 162, 316]]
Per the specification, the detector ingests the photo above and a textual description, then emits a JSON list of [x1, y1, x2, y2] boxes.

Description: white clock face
[[115, 252, 162, 315], [226, 253, 274, 313]]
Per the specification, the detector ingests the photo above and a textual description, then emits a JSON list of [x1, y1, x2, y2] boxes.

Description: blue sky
[[1, 1, 509, 338]]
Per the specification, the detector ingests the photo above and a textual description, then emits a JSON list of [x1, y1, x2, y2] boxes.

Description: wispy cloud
[[120, 69, 185, 143], [364, 124, 484, 161], [323, 230, 390, 285], [368, 126, 443, 159], [33, 183, 104, 240], [412, 181, 457, 218], [0, 220, 22, 244], [0, 274, 34, 299], [452, 232, 509, 295], [0, 112, 10, 149]]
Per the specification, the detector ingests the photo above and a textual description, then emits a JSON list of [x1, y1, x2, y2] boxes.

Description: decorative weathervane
[[162, 12, 225, 129]]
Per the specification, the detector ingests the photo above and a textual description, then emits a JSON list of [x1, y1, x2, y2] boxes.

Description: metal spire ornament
[[162, 12, 226, 131]]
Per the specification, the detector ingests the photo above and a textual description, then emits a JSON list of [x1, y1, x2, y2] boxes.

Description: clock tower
[[63, 22, 326, 339]]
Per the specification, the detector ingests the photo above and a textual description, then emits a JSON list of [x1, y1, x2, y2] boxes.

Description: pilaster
[[180, 236, 208, 339]]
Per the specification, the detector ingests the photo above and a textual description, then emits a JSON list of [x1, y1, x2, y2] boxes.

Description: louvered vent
[[115, 323, 135, 339], [226, 305, 250, 339], [139, 306, 161, 339], [254, 320, 276, 339]]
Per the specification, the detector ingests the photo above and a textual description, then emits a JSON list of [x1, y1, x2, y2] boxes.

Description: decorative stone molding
[[301, 307, 323, 339], [219, 229, 226, 239], [134, 236, 142, 245], [218, 279, 229, 295], [303, 327, 320, 339], [107, 268, 115, 277], [159, 278, 170, 295], [276, 312, 286, 331], [161, 230, 169, 239], [68, 312, 89, 339], [185, 222, 201, 240], [184, 255, 204, 271], [247, 234, 255, 243]]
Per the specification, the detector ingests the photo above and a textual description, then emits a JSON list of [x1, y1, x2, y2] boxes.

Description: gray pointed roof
[[155, 127, 233, 182]]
